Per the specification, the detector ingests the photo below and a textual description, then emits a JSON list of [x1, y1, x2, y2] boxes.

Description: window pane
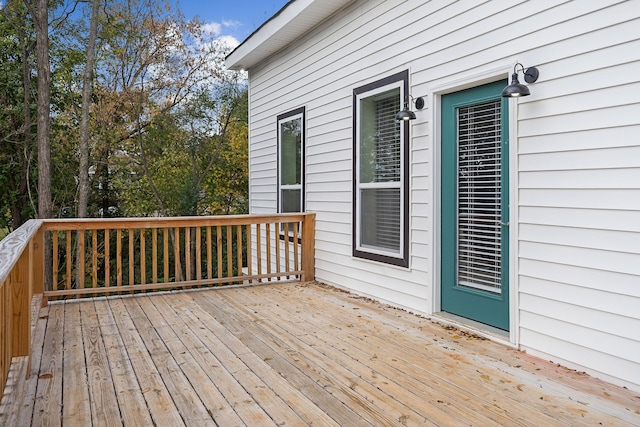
[[280, 118, 302, 186], [457, 100, 502, 292], [360, 188, 401, 252], [281, 189, 301, 213], [359, 88, 401, 184]]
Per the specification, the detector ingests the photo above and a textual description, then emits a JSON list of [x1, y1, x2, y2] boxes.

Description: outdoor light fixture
[[502, 63, 539, 97], [396, 95, 425, 121]]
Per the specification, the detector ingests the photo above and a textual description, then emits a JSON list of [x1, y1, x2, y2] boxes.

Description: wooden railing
[[42, 213, 315, 300], [0, 220, 44, 398], [0, 213, 315, 397]]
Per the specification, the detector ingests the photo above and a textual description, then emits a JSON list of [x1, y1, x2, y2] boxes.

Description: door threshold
[[431, 312, 514, 347]]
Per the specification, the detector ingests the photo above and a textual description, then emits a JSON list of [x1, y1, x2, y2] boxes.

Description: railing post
[[32, 228, 45, 298], [301, 213, 315, 282], [10, 250, 31, 357]]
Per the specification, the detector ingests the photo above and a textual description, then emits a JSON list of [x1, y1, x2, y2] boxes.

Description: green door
[[441, 80, 510, 331]]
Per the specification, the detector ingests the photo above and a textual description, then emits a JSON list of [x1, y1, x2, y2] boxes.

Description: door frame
[[429, 65, 520, 345]]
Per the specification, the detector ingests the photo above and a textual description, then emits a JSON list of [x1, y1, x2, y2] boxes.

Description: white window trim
[[277, 108, 305, 216]]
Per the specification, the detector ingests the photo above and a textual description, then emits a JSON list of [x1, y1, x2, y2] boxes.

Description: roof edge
[[225, 0, 353, 71]]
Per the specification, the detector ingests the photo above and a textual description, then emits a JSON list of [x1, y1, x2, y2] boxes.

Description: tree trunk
[[9, 7, 35, 229], [77, 0, 101, 218], [35, 0, 52, 290], [17, 27, 33, 228]]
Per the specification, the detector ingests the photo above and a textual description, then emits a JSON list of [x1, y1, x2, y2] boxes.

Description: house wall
[[246, 0, 640, 391]]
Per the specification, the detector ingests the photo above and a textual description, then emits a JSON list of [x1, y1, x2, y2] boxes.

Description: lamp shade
[[501, 72, 530, 97], [396, 103, 416, 121]]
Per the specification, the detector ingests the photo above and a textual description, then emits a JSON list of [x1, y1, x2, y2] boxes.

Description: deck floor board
[[92, 298, 154, 427], [248, 284, 572, 425], [217, 285, 526, 426], [3, 282, 639, 426]]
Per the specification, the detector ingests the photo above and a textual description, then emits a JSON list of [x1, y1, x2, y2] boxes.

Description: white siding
[[245, 0, 640, 391]]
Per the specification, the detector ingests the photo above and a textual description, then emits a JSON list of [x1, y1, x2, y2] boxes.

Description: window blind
[[457, 100, 502, 293]]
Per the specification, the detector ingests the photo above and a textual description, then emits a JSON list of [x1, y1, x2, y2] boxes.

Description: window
[[277, 107, 305, 215], [353, 71, 409, 267]]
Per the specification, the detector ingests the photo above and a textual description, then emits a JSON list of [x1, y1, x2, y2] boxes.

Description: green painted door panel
[[441, 80, 510, 331]]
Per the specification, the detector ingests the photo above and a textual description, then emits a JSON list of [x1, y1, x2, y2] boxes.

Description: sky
[[177, 0, 291, 47]]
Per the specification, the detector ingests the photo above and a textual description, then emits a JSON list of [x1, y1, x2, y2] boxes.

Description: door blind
[[457, 100, 502, 293]]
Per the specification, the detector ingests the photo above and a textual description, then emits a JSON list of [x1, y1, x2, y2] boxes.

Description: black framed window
[[353, 71, 409, 267]]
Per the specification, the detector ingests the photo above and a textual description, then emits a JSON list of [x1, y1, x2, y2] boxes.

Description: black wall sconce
[[396, 95, 425, 121], [502, 63, 539, 97]]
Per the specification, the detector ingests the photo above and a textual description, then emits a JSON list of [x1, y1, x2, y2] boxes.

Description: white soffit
[[225, 0, 354, 71]]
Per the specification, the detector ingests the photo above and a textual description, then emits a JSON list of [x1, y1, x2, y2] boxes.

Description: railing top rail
[[41, 213, 313, 231], [0, 219, 43, 285]]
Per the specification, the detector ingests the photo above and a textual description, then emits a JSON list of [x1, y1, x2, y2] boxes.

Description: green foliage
[[1, 0, 250, 225], [118, 83, 248, 217], [0, 2, 37, 229]]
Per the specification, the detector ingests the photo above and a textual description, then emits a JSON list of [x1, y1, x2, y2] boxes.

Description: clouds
[[221, 19, 241, 30], [201, 22, 222, 36], [200, 20, 241, 50]]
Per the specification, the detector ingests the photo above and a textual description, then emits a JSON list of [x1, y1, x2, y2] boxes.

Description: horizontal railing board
[[40, 213, 308, 231], [43, 271, 304, 297]]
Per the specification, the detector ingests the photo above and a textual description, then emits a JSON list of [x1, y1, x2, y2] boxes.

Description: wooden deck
[[2, 282, 639, 426]]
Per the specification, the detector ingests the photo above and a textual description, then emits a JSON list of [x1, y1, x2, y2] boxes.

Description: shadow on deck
[[2, 282, 639, 426]]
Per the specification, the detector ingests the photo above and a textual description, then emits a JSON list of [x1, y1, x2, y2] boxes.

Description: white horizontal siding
[[521, 297, 640, 359], [516, 3, 640, 385], [520, 277, 640, 328], [519, 125, 640, 153], [520, 224, 640, 254], [248, 0, 437, 311], [520, 206, 640, 233], [519, 320, 640, 389], [520, 241, 640, 276], [245, 0, 640, 390], [519, 258, 639, 297], [520, 189, 640, 210], [520, 169, 640, 188]]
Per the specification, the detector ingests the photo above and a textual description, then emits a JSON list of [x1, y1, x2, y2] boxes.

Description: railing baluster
[[216, 226, 222, 279], [293, 222, 299, 277], [163, 228, 169, 284], [66, 230, 72, 290], [78, 230, 85, 289], [256, 223, 262, 280], [275, 223, 281, 279], [105, 229, 110, 287], [174, 227, 181, 283], [117, 229, 122, 289], [246, 224, 253, 282], [226, 225, 233, 278], [52, 231, 58, 290], [196, 227, 202, 281], [129, 229, 135, 290], [236, 225, 242, 283], [92, 230, 98, 289], [185, 227, 191, 282], [140, 229, 146, 286], [206, 226, 212, 280], [152, 228, 158, 284], [284, 223, 290, 279], [266, 223, 271, 281]]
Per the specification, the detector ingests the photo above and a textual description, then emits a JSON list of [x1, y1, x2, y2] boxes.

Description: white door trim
[[427, 64, 520, 345]]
